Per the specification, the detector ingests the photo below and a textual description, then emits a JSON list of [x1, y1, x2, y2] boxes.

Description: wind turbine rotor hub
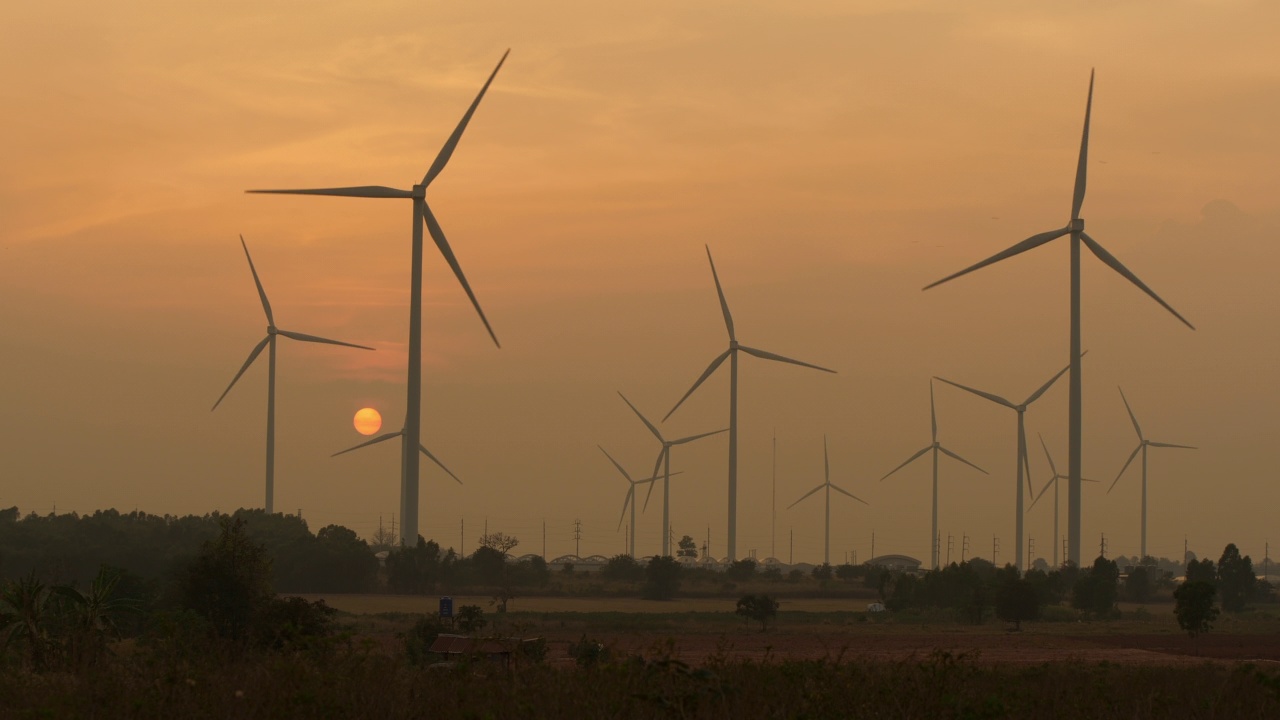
[[411, 184, 427, 199], [1069, 218, 1084, 233], [729, 340, 739, 349], [267, 326, 277, 335]]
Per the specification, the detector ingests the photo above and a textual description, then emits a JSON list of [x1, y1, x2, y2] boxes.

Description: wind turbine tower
[[212, 236, 373, 514], [787, 436, 868, 566], [880, 380, 987, 569], [935, 360, 1072, 572], [248, 52, 509, 545], [666, 246, 836, 561], [923, 71, 1194, 565], [1109, 387, 1196, 560]]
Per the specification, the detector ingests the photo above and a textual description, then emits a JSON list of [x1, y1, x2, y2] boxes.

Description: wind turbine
[[934, 360, 1072, 572], [331, 429, 463, 515], [1028, 433, 1099, 567], [617, 392, 726, 557], [1108, 387, 1196, 560], [247, 51, 509, 545], [597, 446, 680, 558], [212, 235, 374, 514], [665, 246, 837, 561], [922, 70, 1194, 566], [787, 435, 867, 567], [879, 380, 987, 569]]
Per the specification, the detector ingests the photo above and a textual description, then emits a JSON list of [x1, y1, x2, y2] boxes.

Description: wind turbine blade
[[423, 204, 500, 347], [1024, 444, 1034, 494], [277, 330, 375, 350], [1081, 476, 1101, 483], [823, 435, 830, 484], [922, 226, 1070, 291], [933, 376, 1015, 410], [642, 447, 665, 512], [421, 50, 510, 188], [618, 391, 664, 442], [211, 336, 270, 411], [739, 345, 836, 374], [787, 483, 825, 510], [331, 430, 402, 457], [1108, 444, 1143, 493], [1149, 441, 1196, 450], [1027, 476, 1055, 512], [671, 428, 729, 445], [1072, 69, 1094, 221], [419, 445, 462, 484], [704, 245, 736, 342], [618, 485, 634, 531], [1038, 433, 1058, 478], [239, 235, 274, 325], [937, 445, 987, 475], [1117, 387, 1144, 441], [879, 446, 932, 481], [246, 186, 413, 199], [830, 483, 869, 506], [597, 445, 633, 482], [663, 349, 731, 422], [1024, 359, 1075, 405], [930, 380, 938, 443], [1080, 232, 1195, 330]]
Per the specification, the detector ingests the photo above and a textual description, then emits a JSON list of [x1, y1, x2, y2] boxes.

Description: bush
[[403, 615, 445, 666], [643, 556, 682, 600], [735, 594, 779, 631], [456, 605, 486, 634], [726, 559, 758, 582], [568, 635, 610, 667]]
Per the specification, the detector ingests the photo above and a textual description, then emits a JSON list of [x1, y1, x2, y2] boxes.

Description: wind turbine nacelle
[[1068, 218, 1084, 232]]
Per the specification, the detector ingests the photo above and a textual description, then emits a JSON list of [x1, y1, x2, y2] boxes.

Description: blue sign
[[439, 596, 453, 619]]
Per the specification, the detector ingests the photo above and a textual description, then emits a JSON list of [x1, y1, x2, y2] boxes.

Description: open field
[[299, 593, 1280, 668]]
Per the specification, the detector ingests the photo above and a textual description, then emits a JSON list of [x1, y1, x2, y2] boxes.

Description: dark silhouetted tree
[[1216, 543, 1257, 612], [176, 517, 273, 641], [726, 559, 757, 582], [735, 594, 779, 631], [1174, 580, 1219, 652], [643, 556, 682, 600], [995, 568, 1040, 630], [676, 535, 698, 558]]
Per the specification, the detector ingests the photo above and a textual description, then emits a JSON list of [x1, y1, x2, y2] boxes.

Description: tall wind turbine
[[1028, 433, 1099, 567], [617, 392, 726, 557], [332, 429, 463, 503], [880, 380, 987, 569], [787, 435, 867, 567], [212, 235, 373, 514], [935, 361, 1072, 572], [922, 70, 1195, 565], [248, 52, 509, 545], [597, 446, 679, 558], [665, 246, 837, 561], [1108, 387, 1195, 560]]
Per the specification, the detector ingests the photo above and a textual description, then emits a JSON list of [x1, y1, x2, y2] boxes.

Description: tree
[[1216, 543, 1257, 612], [479, 532, 519, 557], [176, 516, 274, 641], [726, 559, 757, 582], [1185, 557, 1216, 584], [995, 576, 1041, 631], [676, 535, 698, 558], [811, 563, 833, 581], [51, 566, 137, 666], [385, 538, 452, 594], [735, 594, 779, 631], [0, 572, 53, 670], [456, 604, 486, 634], [602, 555, 645, 582], [1174, 580, 1219, 651], [643, 556, 682, 600], [1124, 566, 1153, 604], [1071, 556, 1119, 617]]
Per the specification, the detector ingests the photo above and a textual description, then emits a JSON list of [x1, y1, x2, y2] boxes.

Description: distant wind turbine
[[880, 380, 987, 569], [617, 392, 725, 557], [935, 360, 1073, 572], [787, 435, 867, 567], [922, 70, 1195, 566], [598, 446, 680, 558], [1109, 387, 1195, 560], [665, 246, 837, 561], [248, 51, 509, 545], [1028, 433, 1099, 567], [212, 235, 373, 514]]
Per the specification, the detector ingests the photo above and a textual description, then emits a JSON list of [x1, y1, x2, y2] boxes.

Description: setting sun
[[353, 407, 382, 436]]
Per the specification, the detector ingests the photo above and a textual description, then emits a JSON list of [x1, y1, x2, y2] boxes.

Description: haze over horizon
[[3, 1, 1278, 566]]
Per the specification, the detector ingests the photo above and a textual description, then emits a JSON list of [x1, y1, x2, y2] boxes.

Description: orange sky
[[3, 1, 1279, 565]]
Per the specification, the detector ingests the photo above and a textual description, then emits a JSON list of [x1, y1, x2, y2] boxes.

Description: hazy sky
[[3, 1, 1278, 565]]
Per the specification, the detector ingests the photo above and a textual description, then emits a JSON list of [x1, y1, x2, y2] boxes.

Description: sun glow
[[353, 407, 382, 436]]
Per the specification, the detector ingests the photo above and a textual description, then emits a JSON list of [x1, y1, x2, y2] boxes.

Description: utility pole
[[992, 535, 999, 565], [1028, 536, 1035, 568], [1266, 542, 1271, 581], [962, 534, 969, 562], [542, 519, 547, 560], [871, 531, 876, 562], [789, 527, 794, 565], [1063, 536, 1068, 567], [390, 513, 397, 542], [625, 524, 629, 555], [460, 518, 464, 553], [935, 533, 941, 569], [772, 429, 777, 561], [573, 519, 582, 558], [1099, 532, 1107, 559], [1184, 535, 1189, 567], [947, 534, 954, 566]]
